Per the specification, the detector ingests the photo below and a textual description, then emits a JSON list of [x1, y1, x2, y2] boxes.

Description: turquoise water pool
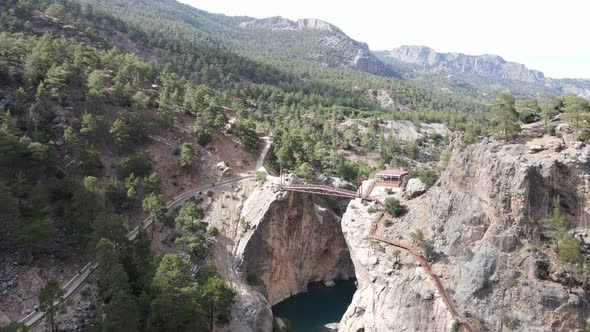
[[271, 280, 357, 332]]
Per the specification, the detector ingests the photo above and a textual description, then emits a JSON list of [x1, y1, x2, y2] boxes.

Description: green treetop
[[490, 93, 520, 141], [179, 142, 197, 169], [562, 95, 590, 137], [38, 277, 65, 332]]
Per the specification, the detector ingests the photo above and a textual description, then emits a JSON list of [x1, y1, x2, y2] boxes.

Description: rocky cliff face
[[548, 78, 590, 99], [339, 198, 454, 332], [340, 132, 590, 331], [208, 177, 354, 331], [381, 45, 590, 98], [234, 184, 354, 305], [239, 16, 339, 33], [384, 46, 545, 83]]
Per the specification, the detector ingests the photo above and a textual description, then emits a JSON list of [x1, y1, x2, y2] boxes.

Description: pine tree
[[538, 196, 569, 250], [143, 193, 167, 237], [89, 213, 127, 253], [144, 172, 161, 195], [64, 176, 104, 247], [39, 277, 65, 332], [558, 234, 584, 293], [538, 92, 560, 126], [80, 113, 103, 142], [0, 181, 19, 247], [562, 95, 590, 137], [86, 69, 105, 110], [127, 229, 156, 294], [101, 291, 140, 332], [148, 254, 206, 331], [17, 181, 55, 254], [95, 239, 131, 301], [179, 143, 196, 169], [201, 277, 235, 331], [490, 93, 520, 141], [175, 200, 205, 231]]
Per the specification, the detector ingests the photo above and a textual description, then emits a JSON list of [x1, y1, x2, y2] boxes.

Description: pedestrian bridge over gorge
[[279, 172, 376, 201], [280, 183, 361, 199]]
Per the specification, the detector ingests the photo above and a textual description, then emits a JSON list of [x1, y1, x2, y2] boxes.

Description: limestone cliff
[[380, 45, 590, 98], [384, 46, 545, 83], [239, 16, 340, 33], [207, 176, 354, 331], [339, 198, 453, 331], [340, 133, 590, 331], [234, 180, 353, 306]]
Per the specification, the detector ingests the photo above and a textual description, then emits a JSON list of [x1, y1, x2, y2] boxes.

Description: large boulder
[[404, 178, 427, 198], [556, 123, 573, 135], [316, 174, 355, 190], [528, 144, 545, 153], [216, 161, 228, 171]]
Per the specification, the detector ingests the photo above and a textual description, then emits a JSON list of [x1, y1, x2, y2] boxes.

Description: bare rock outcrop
[[340, 137, 590, 331], [239, 16, 339, 33], [405, 177, 427, 198], [383, 45, 590, 98], [384, 45, 545, 83], [339, 199, 453, 332], [425, 139, 590, 330], [367, 89, 396, 109]]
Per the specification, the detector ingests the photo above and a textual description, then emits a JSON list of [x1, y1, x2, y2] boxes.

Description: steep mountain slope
[[2, 0, 590, 331], [76, 0, 486, 113], [236, 16, 395, 76], [82, 0, 395, 76], [0, 1, 488, 329], [376, 46, 590, 99]]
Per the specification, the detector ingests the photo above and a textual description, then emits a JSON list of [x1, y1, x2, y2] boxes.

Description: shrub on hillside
[[207, 226, 218, 236], [118, 151, 152, 178], [385, 197, 406, 217], [255, 171, 267, 182]]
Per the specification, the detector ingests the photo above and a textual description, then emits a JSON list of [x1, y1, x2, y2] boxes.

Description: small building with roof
[[375, 169, 409, 187]]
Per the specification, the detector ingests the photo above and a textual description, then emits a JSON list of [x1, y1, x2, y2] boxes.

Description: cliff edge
[[340, 129, 590, 331]]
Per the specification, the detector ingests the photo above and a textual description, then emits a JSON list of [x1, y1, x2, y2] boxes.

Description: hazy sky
[[181, 0, 590, 79]]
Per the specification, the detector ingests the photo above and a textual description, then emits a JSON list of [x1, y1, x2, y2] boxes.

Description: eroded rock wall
[[234, 187, 354, 305], [430, 139, 590, 331], [340, 137, 590, 331], [209, 177, 354, 331], [339, 199, 453, 332]]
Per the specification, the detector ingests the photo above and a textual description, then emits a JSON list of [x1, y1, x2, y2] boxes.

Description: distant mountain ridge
[[378, 46, 590, 98], [383, 46, 545, 83], [80, 0, 588, 100], [239, 16, 341, 33], [237, 16, 395, 76]]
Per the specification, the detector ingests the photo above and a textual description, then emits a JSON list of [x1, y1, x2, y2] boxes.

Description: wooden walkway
[[281, 183, 474, 332], [280, 184, 361, 199]]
